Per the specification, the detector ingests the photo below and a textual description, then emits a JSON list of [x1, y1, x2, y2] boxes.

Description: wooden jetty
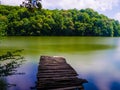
[[37, 56, 88, 90]]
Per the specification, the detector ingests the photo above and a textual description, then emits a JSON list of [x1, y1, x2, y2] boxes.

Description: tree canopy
[[0, 5, 120, 36]]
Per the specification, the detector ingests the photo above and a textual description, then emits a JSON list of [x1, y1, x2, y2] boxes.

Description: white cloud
[[42, 0, 119, 11], [1, 0, 119, 11], [114, 12, 120, 22], [1, 0, 23, 6], [1, 0, 120, 21]]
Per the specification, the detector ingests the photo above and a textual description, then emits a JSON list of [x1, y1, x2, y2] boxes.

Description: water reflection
[[0, 78, 7, 90], [83, 73, 120, 90], [1, 37, 120, 90], [7, 62, 38, 90], [72, 50, 120, 90], [110, 81, 120, 90], [0, 50, 25, 89]]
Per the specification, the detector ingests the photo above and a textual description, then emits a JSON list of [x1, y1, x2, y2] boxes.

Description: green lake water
[[0, 36, 120, 90]]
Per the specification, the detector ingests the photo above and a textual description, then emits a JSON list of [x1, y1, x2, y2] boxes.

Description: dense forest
[[0, 5, 120, 36]]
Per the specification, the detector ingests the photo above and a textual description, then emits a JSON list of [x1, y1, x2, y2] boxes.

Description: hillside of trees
[[0, 5, 120, 36]]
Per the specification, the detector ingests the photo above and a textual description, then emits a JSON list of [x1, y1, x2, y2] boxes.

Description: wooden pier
[[37, 56, 88, 90]]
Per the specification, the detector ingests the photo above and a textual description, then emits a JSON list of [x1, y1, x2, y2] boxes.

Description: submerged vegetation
[[0, 5, 120, 36], [0, 50, 25, 77], [0, 50, 25, 89]]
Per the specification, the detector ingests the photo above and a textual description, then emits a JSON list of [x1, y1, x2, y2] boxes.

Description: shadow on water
[[0, 49, 25, 90], [84, 76, 99, 90], [0, 78, 7, 90], [110, 81, 120, 90]]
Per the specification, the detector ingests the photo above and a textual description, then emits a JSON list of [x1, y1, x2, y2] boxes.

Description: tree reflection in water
[[0, 49, 25, 89]]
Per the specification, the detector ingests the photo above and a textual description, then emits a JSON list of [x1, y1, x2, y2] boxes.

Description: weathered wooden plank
[[39, 56, 66, 65], [38, 69, 75, 72], [38, 78, 87, 85], [37, 76, 78, 81], [37, 56, 88, 90], [37, 85, 84, 90], [38, 64, 75, 70], [48, 86, 84, 90], [37, 72, 77, 76], [37, 74, 77, 78], [37, 69, 77, 74]]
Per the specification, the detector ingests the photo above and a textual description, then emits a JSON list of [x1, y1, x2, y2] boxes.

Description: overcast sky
[[1, 0, 120, 22]]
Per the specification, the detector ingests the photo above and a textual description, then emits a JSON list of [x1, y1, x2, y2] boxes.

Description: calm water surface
[[0, 36, 120, 90]]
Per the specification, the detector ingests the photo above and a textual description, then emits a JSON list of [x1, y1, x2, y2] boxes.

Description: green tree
[[1, 5, 120, 36], [0, 15, 8, 38]]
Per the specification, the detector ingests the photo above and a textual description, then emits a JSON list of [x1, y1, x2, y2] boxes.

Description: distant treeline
[[0, 5, 120, 36]]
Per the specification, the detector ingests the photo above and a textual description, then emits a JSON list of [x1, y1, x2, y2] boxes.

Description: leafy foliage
[[0, 5, 120, 36]]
